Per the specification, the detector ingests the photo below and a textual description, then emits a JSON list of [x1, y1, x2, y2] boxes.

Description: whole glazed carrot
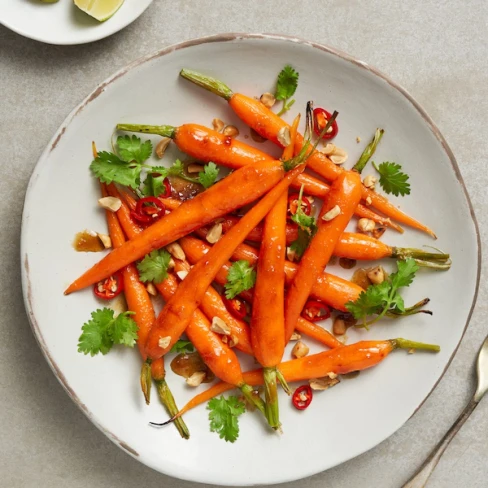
[[285, 171, 363, 341], [145, 161, 308, 360], [250, 115, 300, 429], [101, 183, 189, 438], [65, 155, 303, 295], [179, 234, 362, 313], [178, 69, 436, 237], [154, 338, 440, 422], [216, 217, 450, 268], [117, 122, 401, 232]]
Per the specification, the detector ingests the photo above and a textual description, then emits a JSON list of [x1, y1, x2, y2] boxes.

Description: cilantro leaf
[[137, 250, 172, 283], [345, 258, 419, 327], [288, 186, 317, 259], [208, 395, 246, 442], [289, 227, 312, 259], [198, 162, 219, 189], [78, 308, 138, 356], [90, 151, 141, 188], [275, 65, 299, 101], [170, 340, 195, 354], [117, 135, 152, 164], [142, 170, 171, 197], [373, 161, 411, 196], [225, 261, 256, 299]]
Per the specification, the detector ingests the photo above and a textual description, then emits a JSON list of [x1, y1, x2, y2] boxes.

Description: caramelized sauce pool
[[73, 231, 104, 252], [170, 352, 215, 383], [339, 257, 356, 269]]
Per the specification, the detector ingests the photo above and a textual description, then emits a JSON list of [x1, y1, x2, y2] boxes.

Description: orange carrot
[[66, 158, 297, 295], [117, 122, 402, 232], [285, 172, 362, 341], [178, 70, 435, 237], [145, 162, 307, 360], [160, 338, 439, 420], [180, 235, 362, 313], [101, 183, 189, 438]]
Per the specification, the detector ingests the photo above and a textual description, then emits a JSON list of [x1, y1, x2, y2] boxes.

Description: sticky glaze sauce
[[170, 352, 215, 383], [73, 231, 104, 252]]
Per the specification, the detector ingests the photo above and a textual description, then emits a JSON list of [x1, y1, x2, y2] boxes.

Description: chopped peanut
[[363, 175, 377, 190], [333, 317, 347, 336], [158, 336, 171, 349], [212, 118, 225, 132], [146, 283, 157, 296], [222, 125, 239, 138], [211, 316, 231, 336], [329, 147, 348, 165], [186, 371, 206, 387], [166, 242, 185, 261], [187, 163, 205, 174], [322, 205, 341, 222], [206, 222, 223, 243], [309, 375, 340, 391], [290, 332, 302, 341], [357, 218, 375, 232], [367, 266, 386, 284], [98, 196, 121, 212], [97, 233, 112, 249], [292, 340, 309, 358], [286, 246, 298, 262], [365, 196, 373, 206], [321, 143, 336, 155], [260, 92, 276, 108], [176, 270, 188, 280], [155, 137, 171, 159], [277, 126, 291, 147]]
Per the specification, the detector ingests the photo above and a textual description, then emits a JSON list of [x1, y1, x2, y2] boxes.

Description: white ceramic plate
[[0, 0, 153, 45], [21, 34, 480, 485]]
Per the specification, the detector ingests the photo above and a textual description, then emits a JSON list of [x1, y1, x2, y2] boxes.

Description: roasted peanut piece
[[333, 317, 347, 336], [277, 126, 291, 147], [321, 143, 336, 155], [363, 175, 377, 189], [97, 233, 112, 249], [212, 118, 225, 132], [222, 125, 239, 137], [146, 283, 157, 296], [322, 205, 341, 222], [290, 332, 302, 341], [365, 196, 373, 206], [260, 92, 276, 108], [329, 147, 348, 165], [158, 336, 171, 349], [211, 316, 231, 336], [98, 196, 121, 212], [187, 163, 205, 174], [166, 242, 186, 261], [206, 222, 223, 243], [176, 270, 188, 280], [286, 246, 298, 262], [292, 340, 309, 358], [367, 266, 386, 284], [155, 137, 171, 159], [309, 375, 340, 391], [357, 218, 376, 232], [186, 371, 206, 387]]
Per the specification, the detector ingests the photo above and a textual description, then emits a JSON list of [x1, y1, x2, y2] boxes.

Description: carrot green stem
[[180, 69, 234, 101], [386, 298, 432, 318], [392, 247, 451, 270], [239, 383, 266, 415], [353, 128, 384, 173], [116, 123, 176, 139], [140, 360, 152, 405], [276, 368, 292, 395], [263, 367, 281, 430], [155, 379, 190, 439], [390, 338, 440, 352]]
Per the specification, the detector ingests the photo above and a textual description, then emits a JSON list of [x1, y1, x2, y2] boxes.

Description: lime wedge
[[74, 0, 124, 22]]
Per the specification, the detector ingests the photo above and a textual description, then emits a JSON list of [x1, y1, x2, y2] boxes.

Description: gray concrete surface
[[1, 1, 487, 487]]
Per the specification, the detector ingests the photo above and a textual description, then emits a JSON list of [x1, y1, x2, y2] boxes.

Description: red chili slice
[[301, 300, 331, 322], [313, 108, 339, 140], [131, 196, 165, 224], [222, 296, 247, 320], [154, 176, 171, 197], [292, 385, 313, 410], [94, 271, 124, 300], [287, 193, 312, 220]]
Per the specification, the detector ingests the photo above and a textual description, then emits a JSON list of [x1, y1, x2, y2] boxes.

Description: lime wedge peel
[[74, 0, 125, 22]]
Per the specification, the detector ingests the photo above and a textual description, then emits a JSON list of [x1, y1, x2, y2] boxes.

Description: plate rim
[[0, 0, 154, 46], [20, 32, 482, 484]]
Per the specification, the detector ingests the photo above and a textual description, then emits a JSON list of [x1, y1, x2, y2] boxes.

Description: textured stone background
[[1, 1, 487, 487]]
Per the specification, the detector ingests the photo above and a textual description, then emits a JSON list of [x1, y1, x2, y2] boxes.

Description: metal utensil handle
[[402, 398, 478, 488]]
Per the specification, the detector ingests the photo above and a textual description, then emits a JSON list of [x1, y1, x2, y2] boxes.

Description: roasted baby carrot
[[250, 115, 300, 429], [156, 338, 439, 421], [117, 122, 401, 232], [65, 158, 297, 295], [179, 69, 435, 237], [285, 172, 362, 341], [145, 161, 307, 360], [101, 183, 189, 438]]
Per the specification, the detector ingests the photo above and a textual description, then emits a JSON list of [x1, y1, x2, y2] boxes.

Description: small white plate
[[0, 0, 153, 45], [21, 34, 480, 485]]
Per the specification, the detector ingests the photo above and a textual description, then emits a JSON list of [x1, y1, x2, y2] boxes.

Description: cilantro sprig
[[90, 135, 220, 195], [137, 249, 172, 283], [224, 261, 256, 299], [373, 161, 411, 196], [275, 65, 299, 116], [345, 258, 420, 327], [170, 340, 195, 354], [289, 185, 317, 259], [208, 395, 246, 442], [78, 308, 138, 357]]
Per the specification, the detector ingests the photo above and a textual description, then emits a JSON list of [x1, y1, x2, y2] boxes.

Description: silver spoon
[[403, 335, 488, 487]]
